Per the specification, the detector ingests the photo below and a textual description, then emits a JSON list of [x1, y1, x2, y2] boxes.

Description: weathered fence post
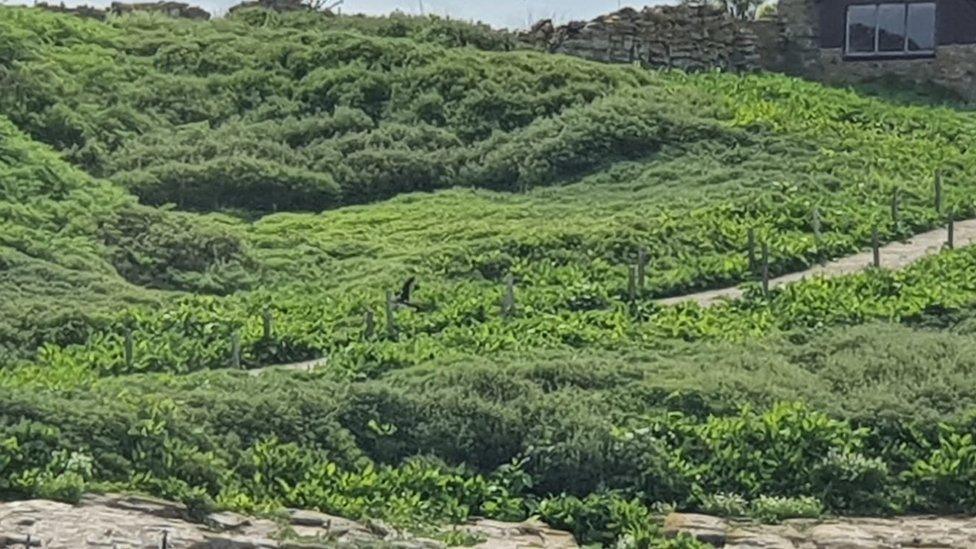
[[637, 247, 648, 290], [502, 273, 516, 318], [891, 189, 900, 225], [262, 305, 274, 341], [761, 242, 770, 296], [160, 531, 168, 549], [872, 227, 881, 268], [948, 218, 955, 250], [124, 327, 134, 370], [935, 171, 944, 214], [811, 207, 822, 243], [363, 309, 375, 339], [230, 330, 241, 369], [385, 291, 398, 338], [627, 265, 637, 304], [747, 228, 757, 275], [25, 534, 31, 549]]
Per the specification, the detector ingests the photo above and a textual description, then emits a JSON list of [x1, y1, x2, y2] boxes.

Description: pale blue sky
[[6, 0, 672, 28]]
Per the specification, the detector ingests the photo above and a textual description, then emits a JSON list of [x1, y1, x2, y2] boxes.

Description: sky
[[4, 0, 671, 29]]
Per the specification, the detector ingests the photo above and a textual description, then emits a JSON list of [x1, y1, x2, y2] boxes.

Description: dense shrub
[[6, 5, 976, 544]]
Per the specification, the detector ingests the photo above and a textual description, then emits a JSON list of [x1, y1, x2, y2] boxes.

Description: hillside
[[4, 5, 976, 547]]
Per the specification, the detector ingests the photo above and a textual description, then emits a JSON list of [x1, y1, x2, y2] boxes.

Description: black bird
[[395, 276, 419, 309]]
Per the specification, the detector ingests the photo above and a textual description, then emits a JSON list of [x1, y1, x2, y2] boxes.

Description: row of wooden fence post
[[119, 174, 962, 363]]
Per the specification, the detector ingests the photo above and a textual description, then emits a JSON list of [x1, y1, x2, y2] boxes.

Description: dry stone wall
[[110, 1, 210, 19], [36, 1, 211, 20], [522, 5, 761, 72]]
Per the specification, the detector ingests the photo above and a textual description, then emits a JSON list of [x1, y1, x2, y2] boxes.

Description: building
[[770, 0, 976, 99]]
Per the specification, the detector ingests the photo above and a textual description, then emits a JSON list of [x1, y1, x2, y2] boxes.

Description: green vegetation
[[4, 4, 976, 546], [8, 324, 976, 542]]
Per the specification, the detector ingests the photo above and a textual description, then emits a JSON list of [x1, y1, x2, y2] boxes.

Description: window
[[846, 3, 936, 57]]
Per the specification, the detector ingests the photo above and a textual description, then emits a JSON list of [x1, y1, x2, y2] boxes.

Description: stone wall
[[772, 0, 824, 78], [110, 1, 211, 19], [522, 5, 761, 72], [227, 0, 320, 15], [35, 2, 109, 20], [751, 17, 787, 72], [39, 1, 211, 19]]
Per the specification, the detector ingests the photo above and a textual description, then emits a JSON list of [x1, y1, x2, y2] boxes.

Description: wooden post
[[747, 228, 757, 275], [502, 273, 516, 318], [627, 265, 637, 303], [385, 291, 397, 338], [948, 218, 955, 250], [637, 247, 648, 290], [761, 242, 770, 296], [230, 330, 241, 369], [935, 171, 943, 214], [364, 309, 375, 339], [124, 327, 134, 370], [160, 531, 168, 549], [25, 534, 31, 549], [262, 305, 274, 341], [811, 207, 821, 240], [872, 227, 881, 268], [891, 189, 900, 225]]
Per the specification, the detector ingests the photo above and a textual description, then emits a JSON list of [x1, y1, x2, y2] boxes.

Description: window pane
[[848, 5, 877, 53], [878, 4, 907, 52], [907, 3, 936, 51]]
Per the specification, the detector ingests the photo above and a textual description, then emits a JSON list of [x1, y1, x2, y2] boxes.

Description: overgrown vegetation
[[4, 4, 976, 546], [8, 324, 976, 543]]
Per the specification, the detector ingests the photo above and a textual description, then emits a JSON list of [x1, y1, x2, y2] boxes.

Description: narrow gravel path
[[251, 220, 976, 374], [658, 219, 976, 308], [246, 357, 327, 376]]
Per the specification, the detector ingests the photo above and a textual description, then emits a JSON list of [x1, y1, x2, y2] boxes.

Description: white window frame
[[845, 2, 937, 58]]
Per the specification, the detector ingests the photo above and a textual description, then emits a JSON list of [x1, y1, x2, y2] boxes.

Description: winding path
[[658, 219, 976, 308], [246, 357, 327, 376], [248, 220, 976, 375]]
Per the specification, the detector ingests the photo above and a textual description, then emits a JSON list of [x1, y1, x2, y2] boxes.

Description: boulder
[[663, 513, 729, 544], [0, 494, 578, 548]]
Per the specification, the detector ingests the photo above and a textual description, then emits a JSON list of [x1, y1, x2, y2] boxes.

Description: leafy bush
[[697, 493, 748, 517], [907, 427, 976, 512], [748, 495, 824, 523], [537, 493, 660, 547]]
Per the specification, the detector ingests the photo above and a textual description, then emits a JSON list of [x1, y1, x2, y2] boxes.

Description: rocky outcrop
[[34, 3, 109, 21], [35, 1, 210, 20], [110, 1, 210, 19], [521, 5, 760, 73], [227, 0, 331, 15], [663, 512, 976, 548], [0, 493, 578, 548]]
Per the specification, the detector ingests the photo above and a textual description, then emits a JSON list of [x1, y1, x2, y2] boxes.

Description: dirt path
[[250, 220, 976, 374], [658, 219, 976, 308], [246, 357, 327, 376]]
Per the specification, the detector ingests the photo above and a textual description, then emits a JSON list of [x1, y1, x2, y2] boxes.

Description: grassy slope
[[5, 5, 976, 542]]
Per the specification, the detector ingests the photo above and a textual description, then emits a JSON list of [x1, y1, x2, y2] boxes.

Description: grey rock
[[663, 513, 729, 544], [662, 513, 976, 548], [0, 494, 578, 549]]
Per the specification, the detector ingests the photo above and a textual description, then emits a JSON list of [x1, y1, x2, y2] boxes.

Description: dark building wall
[[817, 0, 976, 48], [766, 0, 976, 101]]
